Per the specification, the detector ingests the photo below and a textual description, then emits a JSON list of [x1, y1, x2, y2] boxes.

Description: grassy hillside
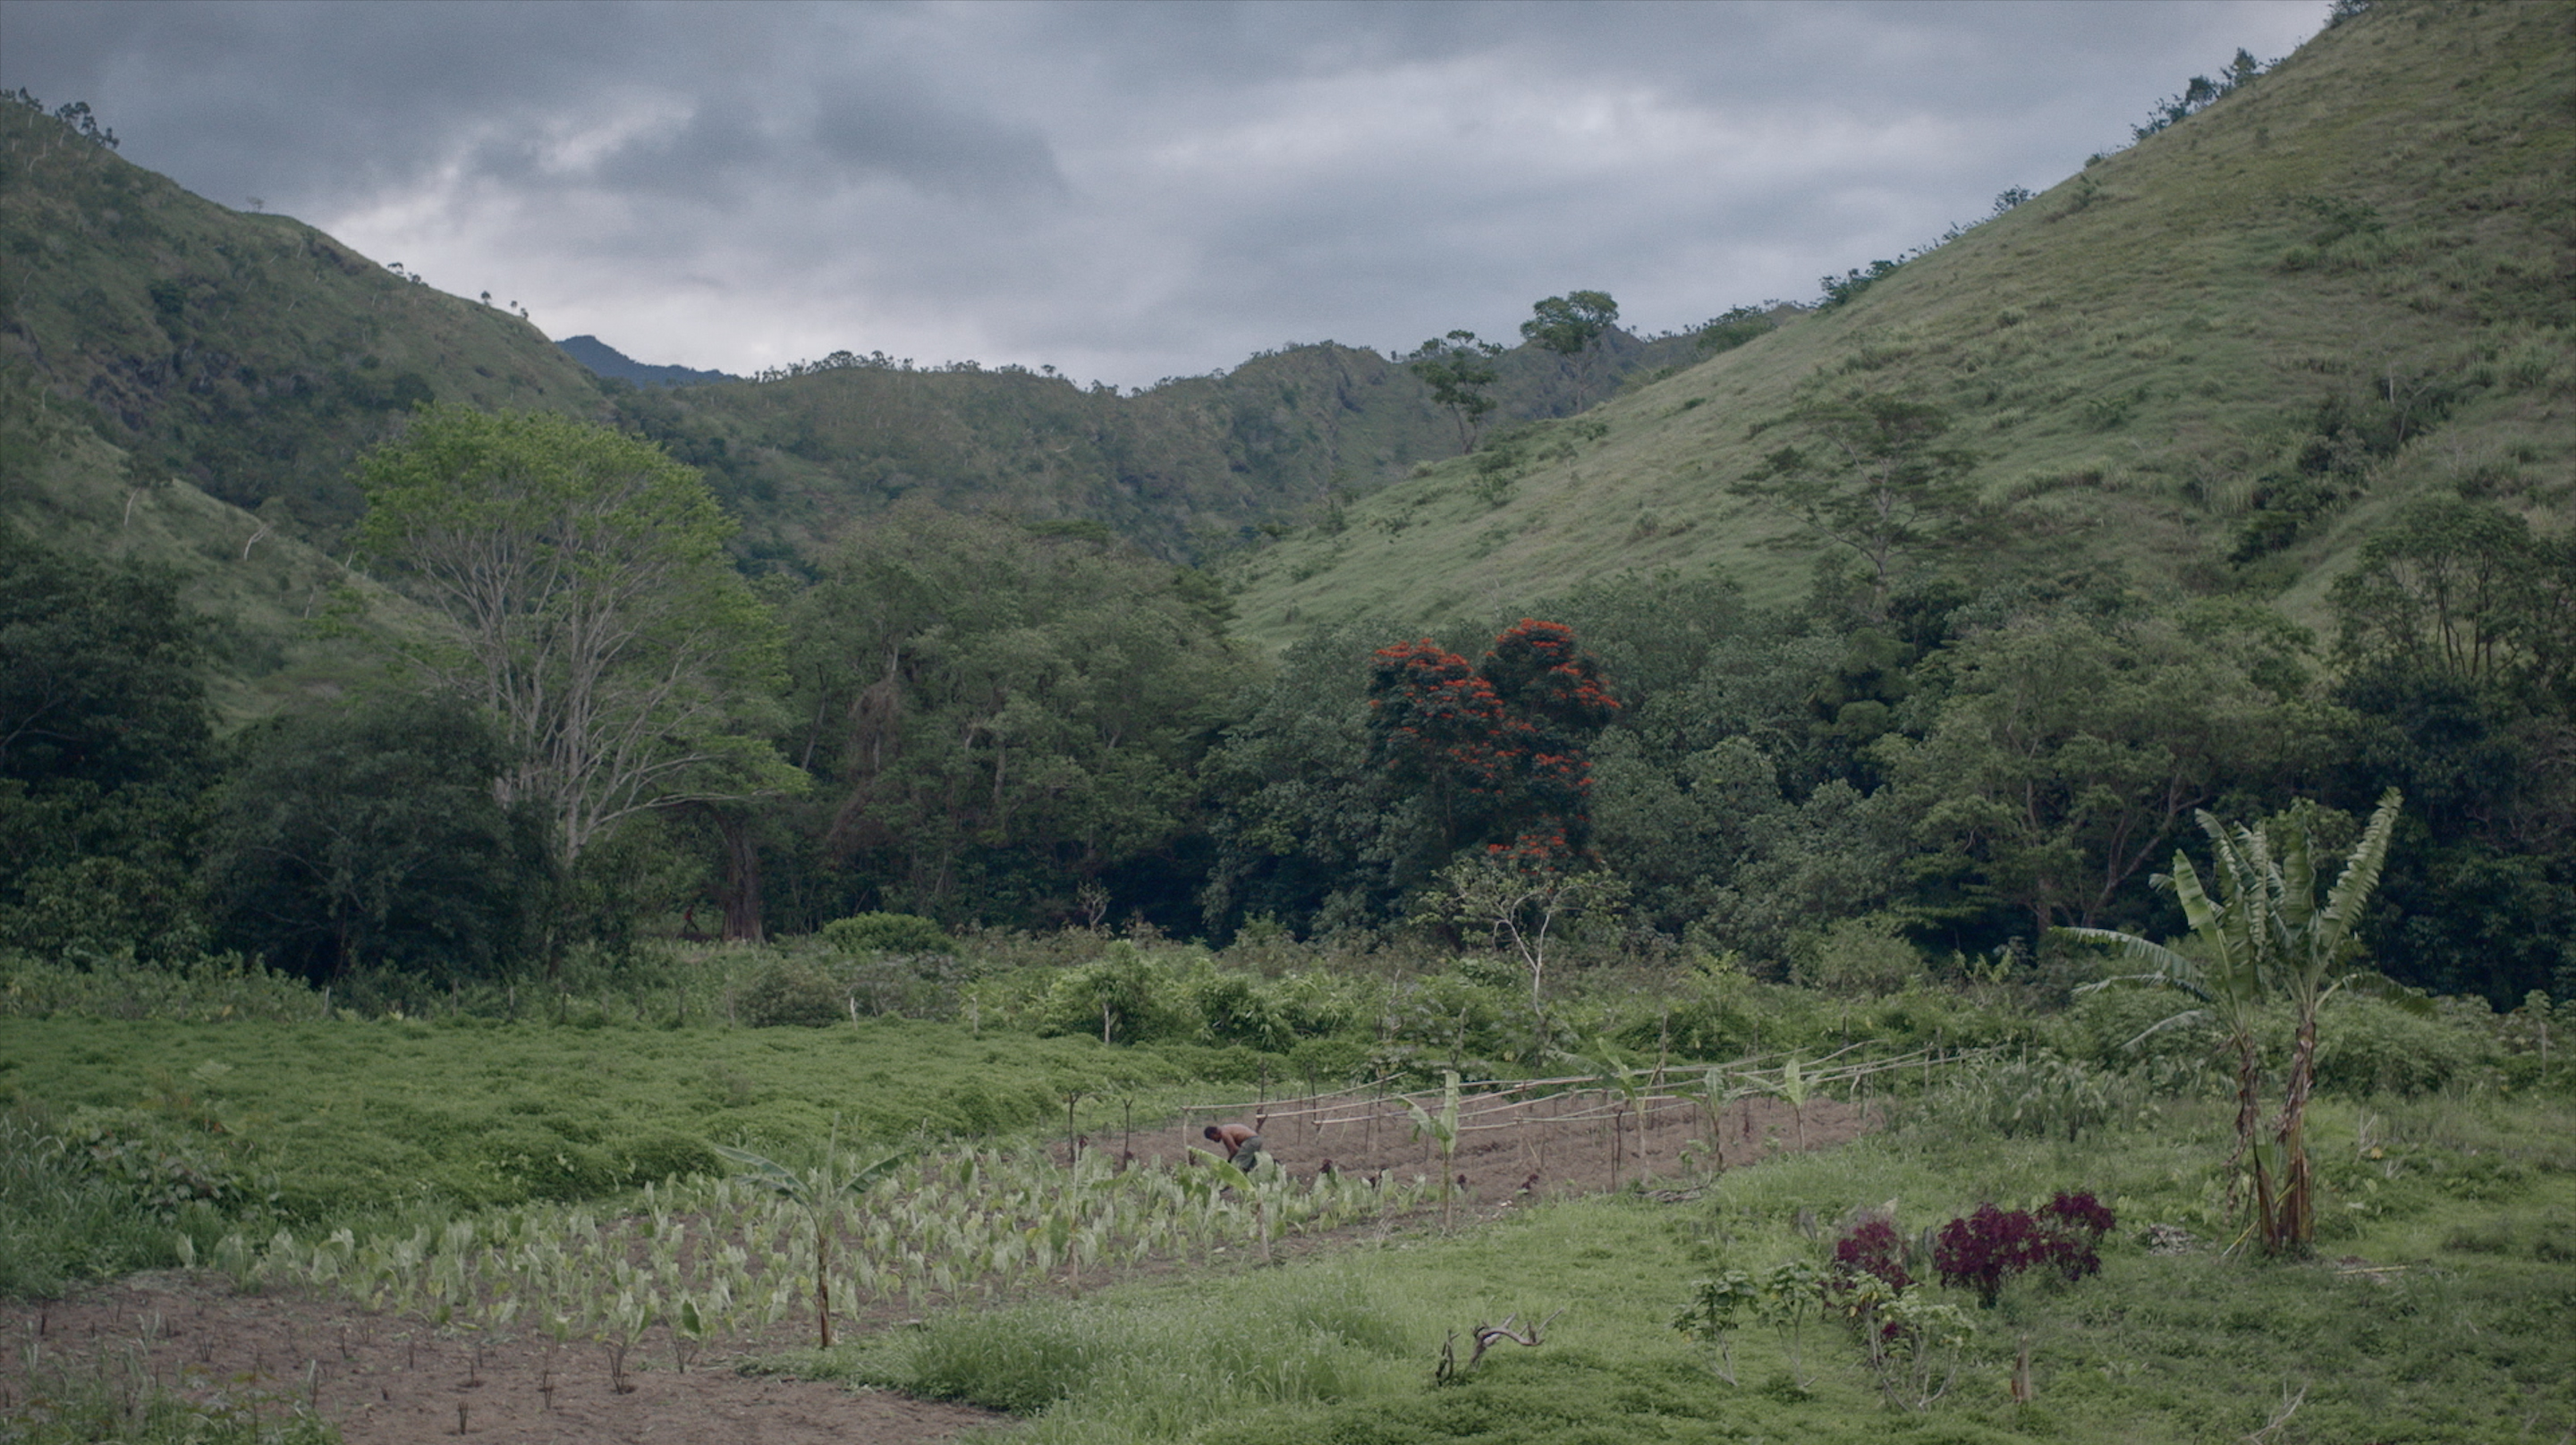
[[1224, 0, 2576, 646], [2, 86, 1699, 590], [0, 99, 605, 545]]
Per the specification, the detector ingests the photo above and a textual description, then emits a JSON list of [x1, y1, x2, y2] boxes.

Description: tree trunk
[[2272, 1012, 2320, 1253], [716, 809, 765, 943]]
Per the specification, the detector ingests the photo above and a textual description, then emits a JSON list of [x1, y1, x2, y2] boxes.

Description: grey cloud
[[0, 0, 2326, 385]]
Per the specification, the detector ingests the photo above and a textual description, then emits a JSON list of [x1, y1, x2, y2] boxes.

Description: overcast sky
[[4, 0, 2326, 388]]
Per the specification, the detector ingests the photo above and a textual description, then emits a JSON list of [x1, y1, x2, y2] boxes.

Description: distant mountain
[[1224, 0, 2576, 644], [554, 334, 739, 388]]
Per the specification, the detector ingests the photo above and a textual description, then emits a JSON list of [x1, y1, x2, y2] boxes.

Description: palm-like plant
[[2259, 790, 2402, 1251], [712, 1137, 905, 1348], [2063, 788, 2401, 1253], [1402, 1070, 1464, 1231]]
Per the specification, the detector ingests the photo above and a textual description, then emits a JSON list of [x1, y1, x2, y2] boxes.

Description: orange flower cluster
[[1367, 621, 1618, 866]]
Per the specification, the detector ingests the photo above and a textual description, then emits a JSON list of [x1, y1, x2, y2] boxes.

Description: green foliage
[[1731, 391, 1980, 621], [1910, 1050, 2127, 1144], [203, 692, 546, 981], [1409, 331, 1506, 453], [353, 405, 800, 875], [0, 529, 216, 960], [819, 911, 955, 956], [785, 505, 1250, 930], [0, 1011, 1233, 1220], [1789, 915, 1922, 996], [2, 1353, 339, 1445], [1818, 258, 1901, 309], [1695, 303, 1783, 355], [1519, 291, 1621, 410], [734, 957, 853, 1027], [877, 1268, 1416, 1430], [2309, 993, 2488, 1096], [0, 1110, 205, 1296], [1884, 606, 2332, 939]]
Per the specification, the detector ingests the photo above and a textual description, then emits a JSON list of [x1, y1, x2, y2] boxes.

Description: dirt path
[[3, 1090, 1868, 1444]]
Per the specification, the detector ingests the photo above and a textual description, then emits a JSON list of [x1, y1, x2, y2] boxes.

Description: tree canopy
[[352, 406, 801, 871], [1521, 292, 1620, 410]]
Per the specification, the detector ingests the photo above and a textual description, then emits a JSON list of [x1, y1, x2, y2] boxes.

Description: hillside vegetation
[[1224, 0, 2576, 641], [4, 2, 2570, 1003]]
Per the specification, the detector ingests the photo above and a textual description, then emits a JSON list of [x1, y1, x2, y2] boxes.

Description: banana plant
[[2065, 789, 2402, 1253], [1768, 1054, 1812, 1153], [1402, 1070, 1464, 1231], [712, 1137, 905, 1348]]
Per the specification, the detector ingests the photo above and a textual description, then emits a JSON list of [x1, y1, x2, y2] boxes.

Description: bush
[[821, 911, 956, 956], [2311, 995, 2490, 1095], [1933, 1191, 2114, 1307], [736, 959, 849, 1027], [1034, 942, 1195, 1045], [1791, 916, 1922, 997], [1914, 1050, 2124, 1142]]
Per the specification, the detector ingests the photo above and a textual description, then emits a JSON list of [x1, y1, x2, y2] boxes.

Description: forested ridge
[[3, 0, 2572, 1011]]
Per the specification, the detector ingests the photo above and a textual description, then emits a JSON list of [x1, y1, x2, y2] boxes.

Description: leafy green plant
[[734, 958, 849, 1027], [1402, 1069, 1464, 1231], [711, 1137, 905, 1348], [2064, 790, 2402, 1251], [820, 912, 955, 956], [1673, 1269, 1758, 1384], [1755, 1257, 1827, 1390]]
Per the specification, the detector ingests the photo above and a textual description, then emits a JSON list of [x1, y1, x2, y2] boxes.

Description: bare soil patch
[[4, 1086, 1868, 1445]]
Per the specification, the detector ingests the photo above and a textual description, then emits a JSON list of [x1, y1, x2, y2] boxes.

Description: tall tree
[[787, 505, 1250, 926], [1407, 331, 1505, 453], [0, 529, 214, 959], [1521, 291, 1620, 410], [352, 406, 800, 875], [205, 693, 544, 981], [1881, 606, 2330, 940], [1368, 619, 1617, 866], [1731, 392, 1981, 621]]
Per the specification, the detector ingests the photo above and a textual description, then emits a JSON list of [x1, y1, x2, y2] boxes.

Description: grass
[[1224, 0, 2576, 646], [0, 1011, 1270, 1224], [1, 1356, 338, 1445], [795, 1082, 2576, 1443]]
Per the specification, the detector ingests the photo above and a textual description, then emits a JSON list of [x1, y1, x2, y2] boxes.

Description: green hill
[[0, 98, 604, 542], [577, 323, 1703, 568], [1, 86, 1698, 587], [1224, 0, 2576, 645]]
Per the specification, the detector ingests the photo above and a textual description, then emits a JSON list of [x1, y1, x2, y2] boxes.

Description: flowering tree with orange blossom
[[1372, 621, 1624, 1023], [1367, 619, 1618, 866]]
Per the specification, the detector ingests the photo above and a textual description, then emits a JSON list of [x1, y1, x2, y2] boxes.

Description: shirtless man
[[1202, 1122, 1261, 1162]]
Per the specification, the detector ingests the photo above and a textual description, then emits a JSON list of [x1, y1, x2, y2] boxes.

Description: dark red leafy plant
[[1934, 1192, 2115, 1306], [1833, 1217, 1915, 1292]]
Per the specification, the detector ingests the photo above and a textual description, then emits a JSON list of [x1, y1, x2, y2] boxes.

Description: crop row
[[191, 1143, 1430, 1351]]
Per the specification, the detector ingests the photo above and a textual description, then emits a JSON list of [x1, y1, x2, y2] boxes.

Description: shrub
[[1790, 916, 1921, 997], [1933, 1191, 2114, 1306], [1034, 942, 1194, 1044], [821, 912, 956, 957], [2311, 995, 2490, 1095], [736, 959, 849, 1027]]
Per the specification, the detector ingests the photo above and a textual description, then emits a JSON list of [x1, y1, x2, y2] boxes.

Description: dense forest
[[3, 0, 2572, 1014]]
